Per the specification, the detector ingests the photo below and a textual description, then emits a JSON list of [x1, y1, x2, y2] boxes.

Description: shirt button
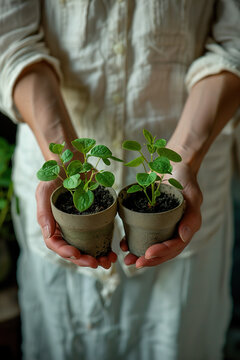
[[112, 94, 123, 105], [113, 42, 125, 55]]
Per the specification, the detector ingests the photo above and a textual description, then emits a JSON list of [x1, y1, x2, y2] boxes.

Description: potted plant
[[118, 129, 184, 257], [37, 138, 123, 258]]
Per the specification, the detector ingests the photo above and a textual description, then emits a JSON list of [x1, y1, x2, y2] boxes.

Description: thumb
[[36, 181, 57, 239]]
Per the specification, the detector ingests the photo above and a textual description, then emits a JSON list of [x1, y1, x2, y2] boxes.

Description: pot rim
[[118, 183, 184, 216], [51, 185, 117, 218]]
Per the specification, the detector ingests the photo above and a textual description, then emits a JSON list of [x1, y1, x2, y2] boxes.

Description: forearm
[[169, 71, 240, 174], [13, 61, 77, 160]]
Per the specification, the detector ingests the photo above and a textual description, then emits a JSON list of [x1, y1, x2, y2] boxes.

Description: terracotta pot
[[51, 186, 117, 257], [118, 183, 184, 257]]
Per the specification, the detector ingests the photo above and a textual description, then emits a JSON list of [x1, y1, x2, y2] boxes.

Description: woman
[[0, 1, 240, 359]]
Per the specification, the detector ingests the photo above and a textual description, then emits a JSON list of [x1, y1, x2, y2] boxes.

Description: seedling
[[37, 138, 123, 212], [122, 129, 183, 207]]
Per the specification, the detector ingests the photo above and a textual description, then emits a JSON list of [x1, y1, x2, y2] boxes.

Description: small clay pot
[[118, 183, 184, 257], [51, 186, 117, 257]]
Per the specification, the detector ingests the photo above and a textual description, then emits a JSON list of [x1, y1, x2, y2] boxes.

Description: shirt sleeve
[[0, 0, 62, 123], [185, 0, 240, 91]]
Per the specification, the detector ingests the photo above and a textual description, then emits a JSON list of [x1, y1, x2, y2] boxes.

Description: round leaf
[[143, 129, 153, 144], [49, 142, 65, 155], [102, 158, 111, 166], [124, 156, 144, 167], [37, 161, 60, 181], [168, 178, 183, 190], [154, 139, 167, 148], [149, 157, 171, 174], [61, 149, 73, 163], [63, 174, 81, 189], [67, 160, 83, 176], [73, 189, 94, 212], [82, 162, 93, 172], [72, 138, 96, 154], [122, 140, 141, 151], [127, 184, 143, 193], [95, 171, 115, 187], [90, 145, 112, 158], [157, 148, 182, 162], [136, 172, 157, 187], [89, 182, 99, 191]]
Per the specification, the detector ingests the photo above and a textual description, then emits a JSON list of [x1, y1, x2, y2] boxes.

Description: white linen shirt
[[1, 0, 240, 282]]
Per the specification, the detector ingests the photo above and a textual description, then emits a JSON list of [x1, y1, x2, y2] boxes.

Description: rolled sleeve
[[0, 0, 62, 123], [185, 0, 240, 91]]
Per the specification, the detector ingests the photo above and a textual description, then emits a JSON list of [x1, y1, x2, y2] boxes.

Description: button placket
[[105, 1, 128, 188]]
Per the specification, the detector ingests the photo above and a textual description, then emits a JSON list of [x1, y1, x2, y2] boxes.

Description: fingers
[[69, 255, 98, 268], [45, 233, 82, 259], [97, 251, 117, 269], [120, 237, 129, 252]]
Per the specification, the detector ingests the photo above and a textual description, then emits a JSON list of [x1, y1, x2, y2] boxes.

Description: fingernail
[[136, 265, 144, 269], [145, 255, 157, 260], [42, 225, 50, 239], [180, 226, 192, 243], [70, 256, 77, 260]]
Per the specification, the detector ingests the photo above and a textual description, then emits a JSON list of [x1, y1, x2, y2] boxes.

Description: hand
[[120, 162, 203, 269], [36, 180, 117, 269]]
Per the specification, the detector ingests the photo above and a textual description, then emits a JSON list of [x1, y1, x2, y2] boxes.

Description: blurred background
[[0, 112, 240, 360]]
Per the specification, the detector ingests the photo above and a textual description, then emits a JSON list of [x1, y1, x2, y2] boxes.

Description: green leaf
[[122, 140, 141, 151], [102, 158, 111, 166], [82, 162, 93, 172], [89, 182, 99, 191], [157, 148, 182, 162], [67, 160, 83, 176], [143, 129, 154, 144], [61, 149, 73, 163], [90, 145, 112, 158], [0, 162, 7, 176], [149, 157, 171, 174], [37, 160, 60, 181], [0, 198, 7, 210], [136, 172, 157, 187], [168, 178, 183, 190], [0, 175, 11, 187], [95, 171, 115, 187], [109, 155, 124, 162], [127, 184, 143, 193], [124, 156, 144, 167], [73, 189, 94, 212], [154, 139, 167, 148], [147, 144, 156, 154], [72, 138, 96, 154], [49, 142, 65, 155], [63, 174, 81, 189]]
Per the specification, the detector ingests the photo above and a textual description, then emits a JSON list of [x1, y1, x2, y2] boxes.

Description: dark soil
[[55, 186, 114, 215], [123, 189, 180, 213]]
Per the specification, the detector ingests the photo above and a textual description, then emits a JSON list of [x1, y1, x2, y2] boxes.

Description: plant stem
[[151, 182, 155, 205], [143, 188, 152, 206], [139, 151, 148, 173]]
